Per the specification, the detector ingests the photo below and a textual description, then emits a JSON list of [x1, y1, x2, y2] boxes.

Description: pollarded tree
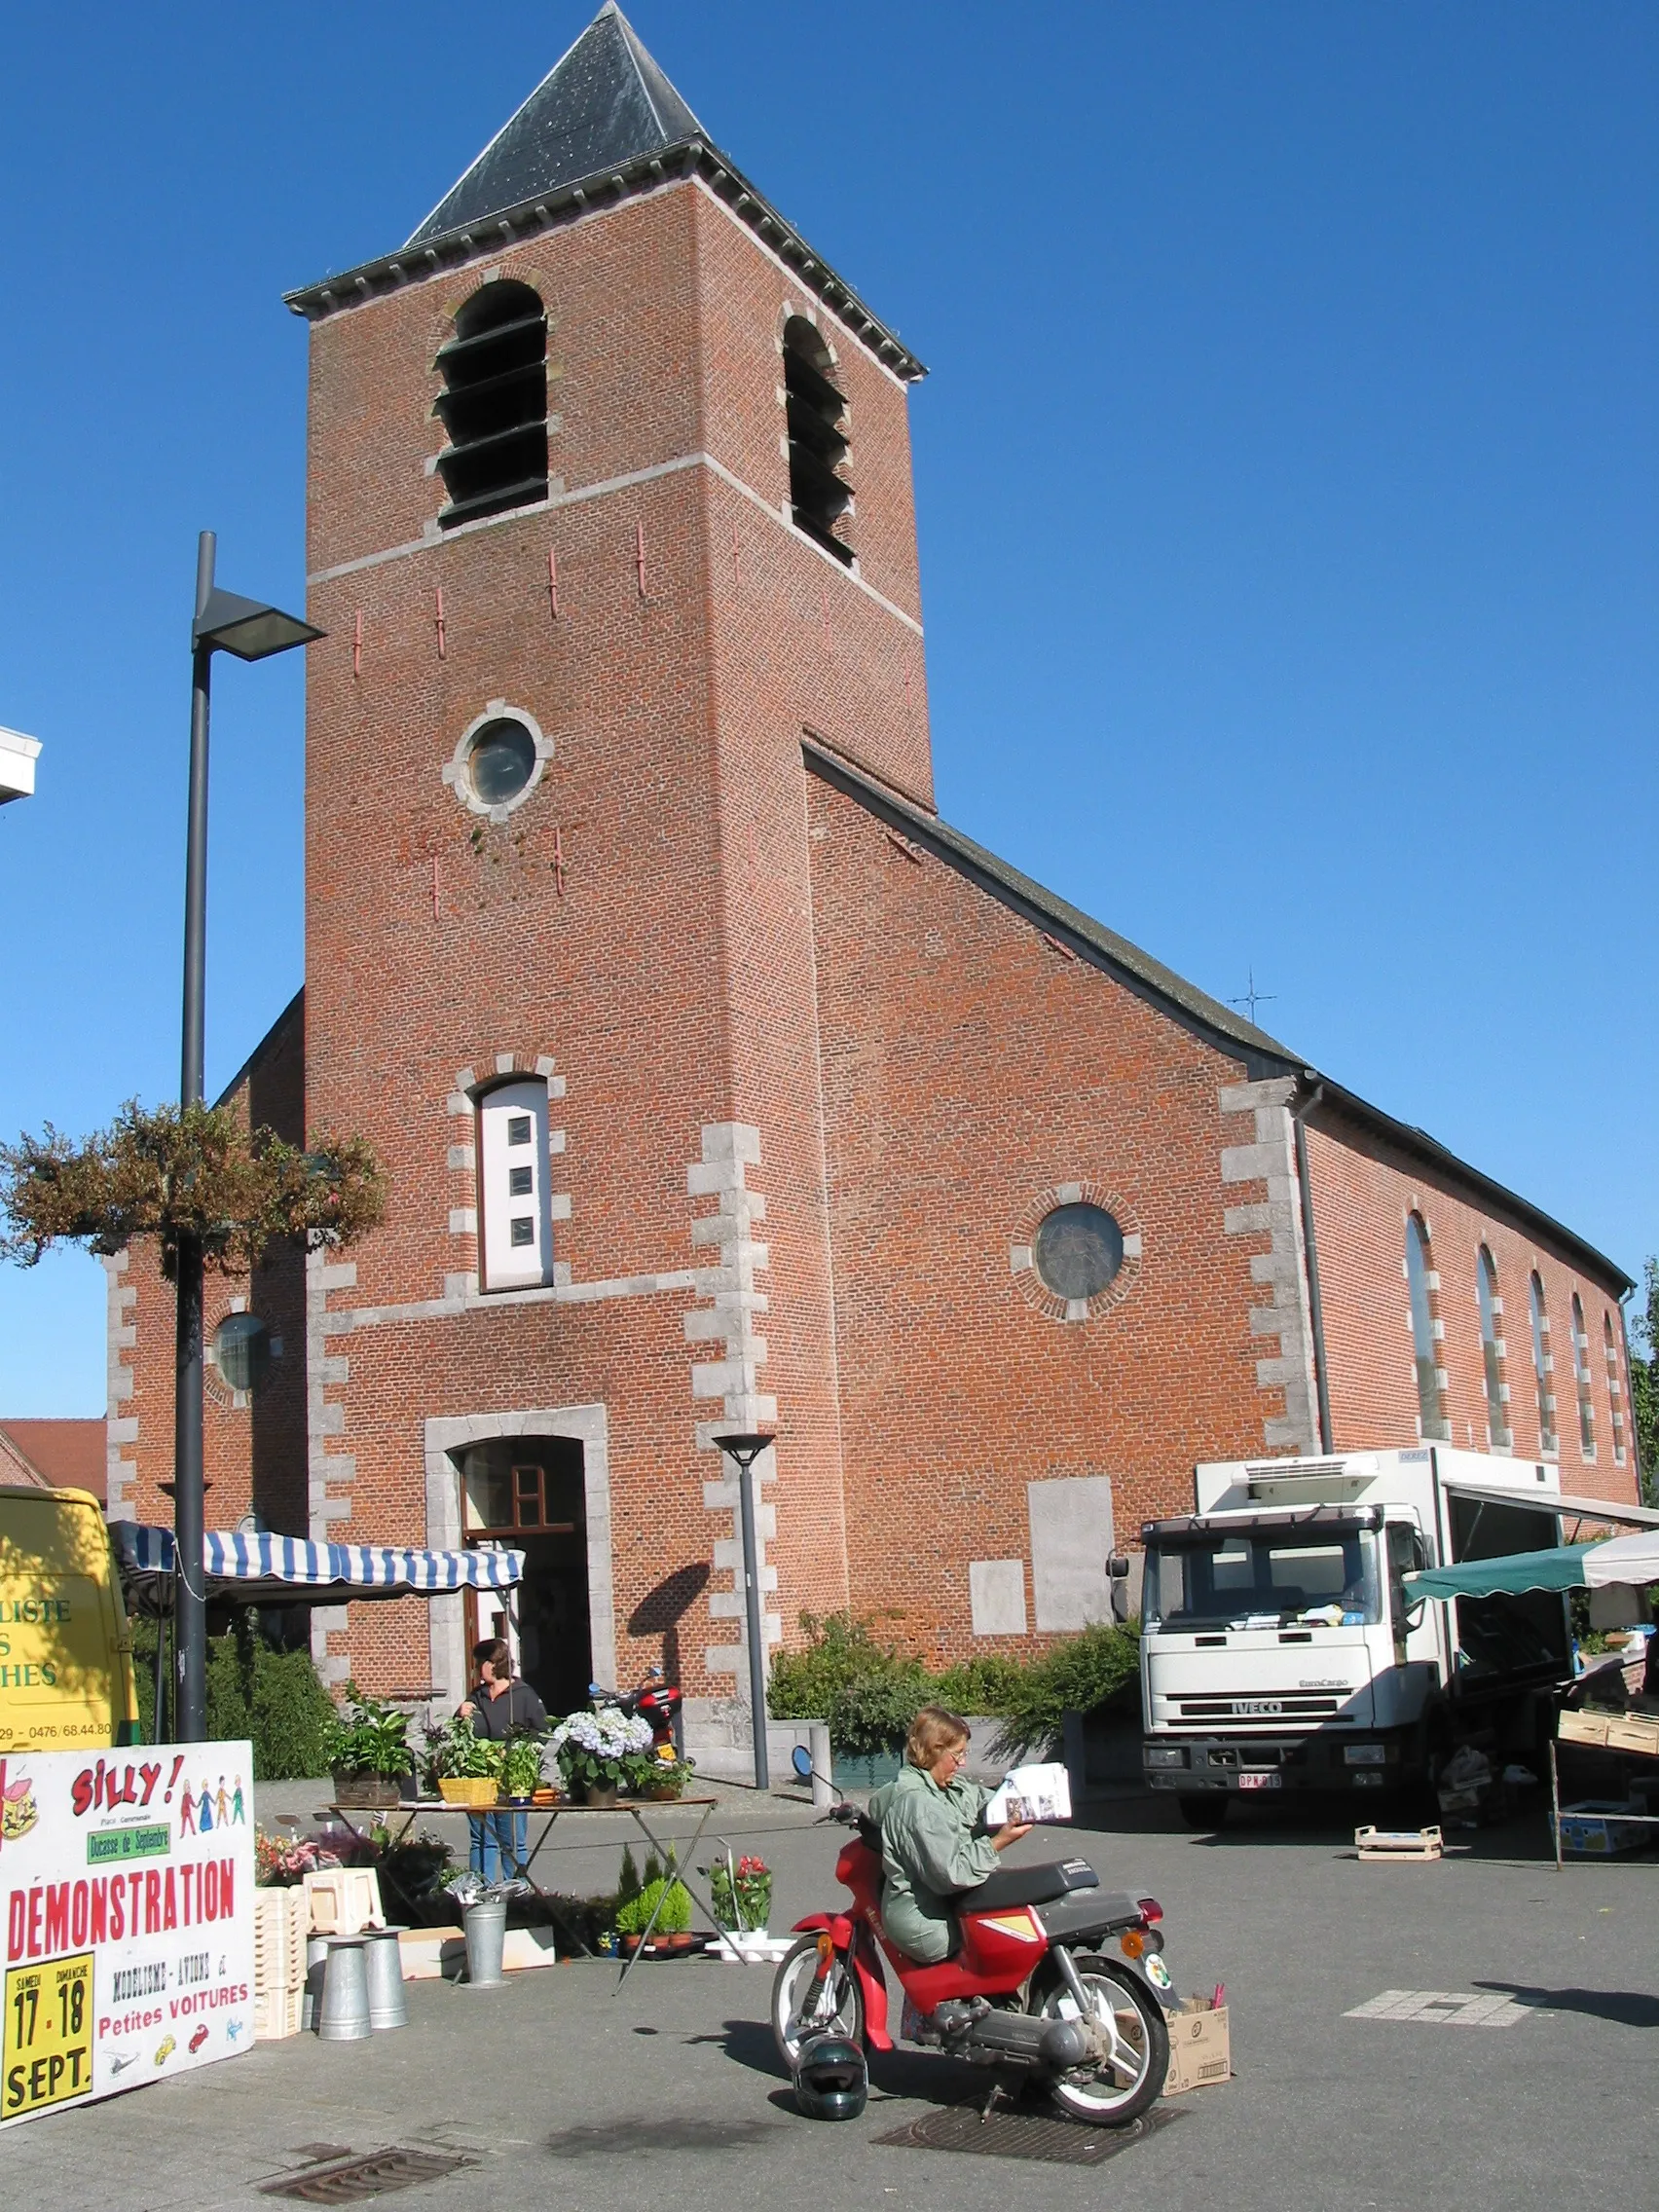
[[0, 1099, 386, 1280]]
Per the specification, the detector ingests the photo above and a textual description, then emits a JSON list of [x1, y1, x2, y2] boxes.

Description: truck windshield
[[1144, 1527, 1382, 1630]]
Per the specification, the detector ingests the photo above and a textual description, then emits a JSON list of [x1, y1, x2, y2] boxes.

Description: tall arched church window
[[1404, 1215, 1448, 1441], [1529, 1272, 1556, 1456], [435, 280, 548, 530], [1604, 1311, 1628, 1465], [1477, 1247, 1511, 1451], [476, 1078, 554, 1291], [1570, 1294, 1595, 1456], [783, 317, 853, 566]]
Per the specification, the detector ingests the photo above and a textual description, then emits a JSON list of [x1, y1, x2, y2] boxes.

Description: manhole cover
[[873, 2102, 1185, 2165], [262, 2149, 476, 2202]]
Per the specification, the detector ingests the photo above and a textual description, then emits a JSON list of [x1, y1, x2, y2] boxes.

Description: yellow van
[[0, 1487, 139, 1751]]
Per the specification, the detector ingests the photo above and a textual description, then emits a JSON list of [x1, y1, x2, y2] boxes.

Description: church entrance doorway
[[454, 1435, 592, 1718]]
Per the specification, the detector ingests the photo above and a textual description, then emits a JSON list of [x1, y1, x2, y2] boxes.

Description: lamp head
[[194, 586, 323, 662]]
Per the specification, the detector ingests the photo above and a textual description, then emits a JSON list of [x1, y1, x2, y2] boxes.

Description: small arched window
[[476, 1078, 554, 1291], [1604, 1310, 1628, 1465], [1570, 1293, 1595, 1456], [435, 279, 548, 530], [1477, 1247, 1511, 1451], [783, 316, 853, 566], [1529, 1272, 1556, 1456], [1404, 1215, 1448, 1441]]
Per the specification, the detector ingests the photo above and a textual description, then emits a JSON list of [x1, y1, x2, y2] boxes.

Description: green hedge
[[132, 1617, 338, 1779], [768, 1610, 1141, 1759]]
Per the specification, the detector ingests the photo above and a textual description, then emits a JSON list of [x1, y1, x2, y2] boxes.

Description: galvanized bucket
[[316, 1936, 372, 2041], [463, 1899, 507, 1988], [301, 1934, 330, 2032], [362, 1928, 410, 2031]]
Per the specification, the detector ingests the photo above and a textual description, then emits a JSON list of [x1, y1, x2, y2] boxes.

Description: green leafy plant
[[136, 1618, 337, 1778], [615, 1843, 642, 1907], [0, 1098, 386, 1282], [933, 1653, 1026, 1714], [322, 1683, 413, 1780], [499, 1732, 547, 1798], [422, 1714, 501, 1787], [769, 1611, 926, 1755]]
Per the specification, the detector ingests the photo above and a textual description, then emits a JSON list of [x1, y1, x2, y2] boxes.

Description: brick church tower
[[109, 7, 1637, 1740], [284, 2, 930, 1718]]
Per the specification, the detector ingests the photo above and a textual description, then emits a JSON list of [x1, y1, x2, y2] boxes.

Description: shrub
[[131, 1618, 338, 1778], [769, 1611, 926, 1755], [932, 1653, 1025, 1715], [991, 1621, 1142, 1759], [614, 1875, 692, 1937]]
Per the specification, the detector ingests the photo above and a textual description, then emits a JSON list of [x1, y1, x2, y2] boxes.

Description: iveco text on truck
[[1139, 1448, 1574, 1825]]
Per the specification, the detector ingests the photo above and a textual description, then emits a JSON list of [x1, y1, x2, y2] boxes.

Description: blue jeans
[[468, 1810, 529, 1882]]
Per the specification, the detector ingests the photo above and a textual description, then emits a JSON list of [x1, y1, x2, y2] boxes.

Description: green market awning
[[1403, 1545, 1595, 1603]]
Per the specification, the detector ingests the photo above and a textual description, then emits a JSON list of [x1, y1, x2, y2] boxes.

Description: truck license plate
[[1238, 1772, 1281, 1790]]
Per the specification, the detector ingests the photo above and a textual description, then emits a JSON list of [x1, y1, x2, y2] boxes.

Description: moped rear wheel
[[771, 1936, 866, 2070], [1033, 1954, 1169, 2126]]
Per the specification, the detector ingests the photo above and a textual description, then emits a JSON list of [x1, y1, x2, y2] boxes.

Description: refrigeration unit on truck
[[1139, 1447, 1573, 1825]]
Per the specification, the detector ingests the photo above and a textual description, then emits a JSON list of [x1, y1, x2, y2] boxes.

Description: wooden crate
[[1604, 1714, 1659, 1758], [253, 1986, 304, 2042], [253, 1886, 309, 1995], [1355, 1825, 1443, 1862], [1558, 1711, 1611, 1749]]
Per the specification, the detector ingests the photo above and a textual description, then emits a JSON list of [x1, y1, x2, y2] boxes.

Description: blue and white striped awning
[[111, 1524, 524, 1601]]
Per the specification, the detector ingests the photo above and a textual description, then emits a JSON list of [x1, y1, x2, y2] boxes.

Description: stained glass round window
[[213, 1312, 271, 1395], [466, 718, 537, 806], [1033, 1202, 1124, 1302]]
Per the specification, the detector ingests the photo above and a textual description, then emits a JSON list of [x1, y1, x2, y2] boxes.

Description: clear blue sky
[[1, 2, 1653, 1416]]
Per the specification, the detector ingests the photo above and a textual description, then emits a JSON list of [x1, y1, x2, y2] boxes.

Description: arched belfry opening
[[783, 315, 853, 565], [434, 279, 549, 529]]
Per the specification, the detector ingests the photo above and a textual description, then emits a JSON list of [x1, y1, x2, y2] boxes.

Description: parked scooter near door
[[587, 1664, 682, 1757], [772, 1747, 1175, 2124]]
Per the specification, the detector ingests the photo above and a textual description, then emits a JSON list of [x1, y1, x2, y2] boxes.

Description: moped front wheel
[[1033, 1954, 1169, 2126], [771, 1936, 865, 2070]]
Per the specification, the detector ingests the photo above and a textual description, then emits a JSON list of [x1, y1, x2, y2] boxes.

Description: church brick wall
[[1307, 1116, 1636, 1494]]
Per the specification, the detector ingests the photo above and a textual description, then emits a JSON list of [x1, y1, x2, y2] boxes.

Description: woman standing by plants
[[458, 1640, 546, 1882]]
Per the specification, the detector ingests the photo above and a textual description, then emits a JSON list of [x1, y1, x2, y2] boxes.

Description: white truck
[[1139, 1447, 1573, 1826]]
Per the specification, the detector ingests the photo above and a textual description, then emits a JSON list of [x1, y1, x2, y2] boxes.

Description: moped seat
[[964, 1858, 1099, 1912]]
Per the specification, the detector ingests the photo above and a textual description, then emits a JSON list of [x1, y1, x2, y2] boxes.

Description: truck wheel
[[1176, 1794, 1228, 1831]]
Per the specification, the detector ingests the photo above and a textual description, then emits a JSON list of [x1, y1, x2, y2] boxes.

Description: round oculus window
[[1033, 1202, 1124, 1303], [465, 718, 538, 806], [213, 1312, 272, 1395]]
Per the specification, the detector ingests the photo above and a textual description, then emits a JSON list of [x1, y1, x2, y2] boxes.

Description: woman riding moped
[[868, 1706, 1033, 1963]]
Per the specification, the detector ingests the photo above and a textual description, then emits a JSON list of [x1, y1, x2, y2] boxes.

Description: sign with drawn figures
[[0, 1740, 254, 2126]]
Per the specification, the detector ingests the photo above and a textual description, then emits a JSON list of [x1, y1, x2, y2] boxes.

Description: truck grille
[[1175, 1694, 1349, 1718]]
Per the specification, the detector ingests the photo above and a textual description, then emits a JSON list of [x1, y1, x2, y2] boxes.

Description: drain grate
[[262, 2149, 476, 2202], [873, 2102, 1185, 2166]]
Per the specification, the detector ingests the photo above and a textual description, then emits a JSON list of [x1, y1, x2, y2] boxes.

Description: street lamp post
[[713, 1431, 776, 1789], [172, 531, 320, 1745]]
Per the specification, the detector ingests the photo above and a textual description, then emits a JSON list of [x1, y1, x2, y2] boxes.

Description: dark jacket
[[462, 1677, 547, 1740]]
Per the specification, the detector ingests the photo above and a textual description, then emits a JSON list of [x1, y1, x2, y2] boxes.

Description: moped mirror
[[792, 1745, 813, 1780]]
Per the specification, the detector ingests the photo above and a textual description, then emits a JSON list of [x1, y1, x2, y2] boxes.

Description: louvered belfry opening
[[783, 316, 853, 565], [434, 279, 549, 530]]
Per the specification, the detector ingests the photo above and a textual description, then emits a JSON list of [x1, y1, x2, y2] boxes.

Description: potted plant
[[423, 1714, 502, 1808], [499, 1731, 547, 1803], [548, 1710, 653, 1807], [705, 1851, 772, 1936], [636, 1751, 694, 1802], [322, 1684, 413, 1809], [614, 1873, 694, 1956]]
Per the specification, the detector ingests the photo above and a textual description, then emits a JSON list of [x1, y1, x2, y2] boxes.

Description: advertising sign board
[[0, 1740, 254, 2126]]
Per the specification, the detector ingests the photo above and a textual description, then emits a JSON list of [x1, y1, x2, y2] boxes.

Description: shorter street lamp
[[713, 1431, 776, 1790], [172, 532, 321, 1747]]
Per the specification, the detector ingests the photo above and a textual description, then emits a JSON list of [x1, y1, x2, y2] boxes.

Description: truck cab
[[1140, 1449, 1567, 1824]]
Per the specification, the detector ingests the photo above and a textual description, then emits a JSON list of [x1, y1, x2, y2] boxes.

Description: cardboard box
[[1162, 2003, 1231, 2096], [398, 1926, 464, 1980]]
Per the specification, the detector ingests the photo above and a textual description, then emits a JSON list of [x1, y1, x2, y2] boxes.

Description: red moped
[[771, 1773, 1174, 2125]]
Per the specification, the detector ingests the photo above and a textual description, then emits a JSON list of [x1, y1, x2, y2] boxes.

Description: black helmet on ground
[[793, 2032, 867, 2121]]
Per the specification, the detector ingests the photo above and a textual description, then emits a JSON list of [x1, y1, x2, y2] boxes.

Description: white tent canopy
[[1582, 1530, 1659, 1590]]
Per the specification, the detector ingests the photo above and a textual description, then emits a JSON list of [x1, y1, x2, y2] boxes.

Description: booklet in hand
[[986, 1762, 1072, 1825]]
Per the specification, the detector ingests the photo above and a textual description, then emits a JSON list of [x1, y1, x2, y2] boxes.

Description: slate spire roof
[[407, 3, 708, 247]]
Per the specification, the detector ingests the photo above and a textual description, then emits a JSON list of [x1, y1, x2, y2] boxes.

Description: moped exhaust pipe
[[946, 2008, 1092, 2072]]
